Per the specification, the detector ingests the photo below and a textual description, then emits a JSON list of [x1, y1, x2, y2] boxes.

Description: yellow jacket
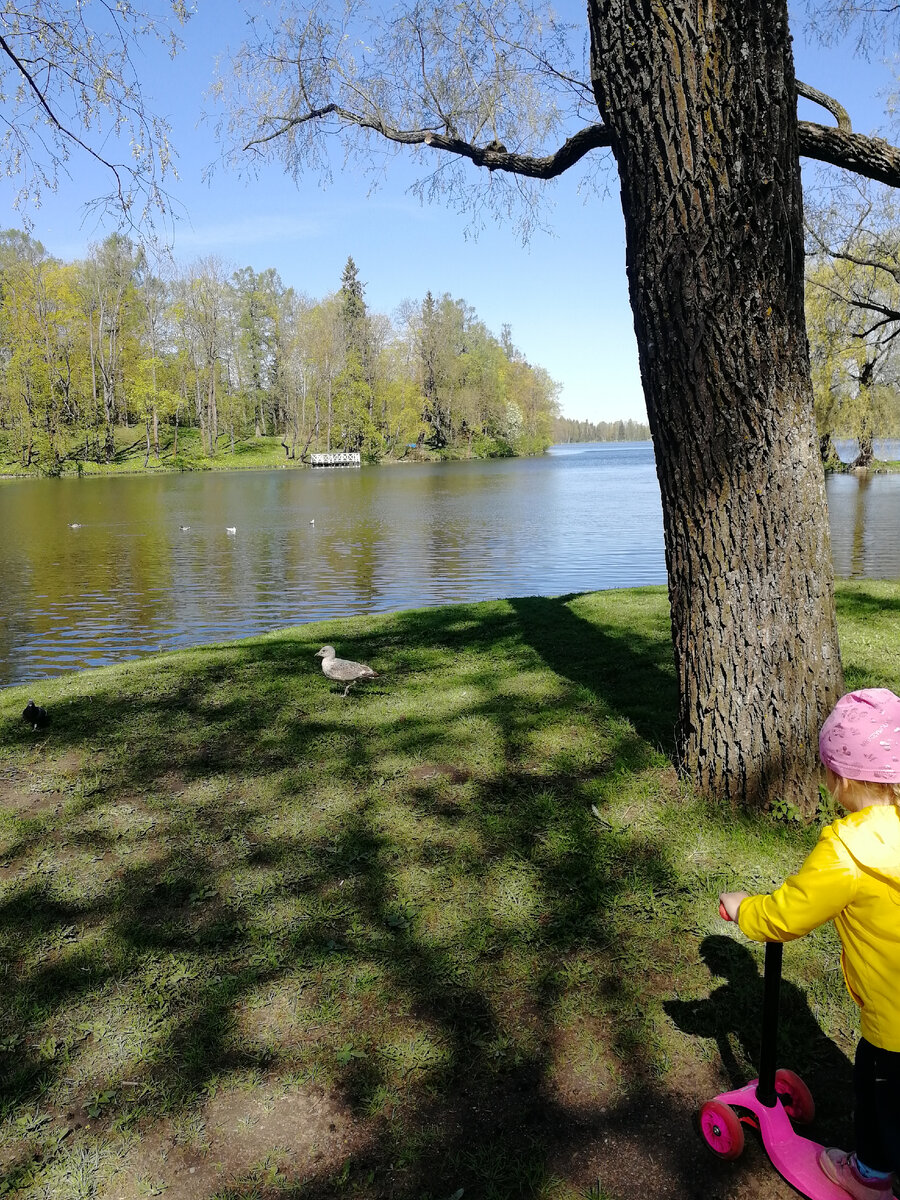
[[738, 804, 900, 1051]]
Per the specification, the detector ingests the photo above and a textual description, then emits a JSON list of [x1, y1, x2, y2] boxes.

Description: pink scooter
[[698, 905, 849, 1198]]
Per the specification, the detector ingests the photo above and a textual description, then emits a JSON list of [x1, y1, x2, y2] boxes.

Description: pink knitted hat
[[819, 688, 900, 782]]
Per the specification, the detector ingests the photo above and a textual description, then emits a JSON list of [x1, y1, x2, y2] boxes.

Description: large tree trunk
[[852, 432, 874, 470], [852, 404, 874, 469], [589, 0, 843, 811]]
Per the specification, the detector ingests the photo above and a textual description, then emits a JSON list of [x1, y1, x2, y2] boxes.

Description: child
[[719, 687, 900, 1200]]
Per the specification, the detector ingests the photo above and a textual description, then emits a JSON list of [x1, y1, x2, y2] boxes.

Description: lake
[[1, 441, 898, 686]]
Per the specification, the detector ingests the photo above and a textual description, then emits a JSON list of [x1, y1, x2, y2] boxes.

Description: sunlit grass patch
[[0, 582, 895, 1196]]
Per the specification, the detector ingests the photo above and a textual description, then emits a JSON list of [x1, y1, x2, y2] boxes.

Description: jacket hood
[[835, 805, 900, 888]]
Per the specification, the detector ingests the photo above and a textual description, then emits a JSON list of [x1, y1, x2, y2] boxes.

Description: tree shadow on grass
[[0, 597, 830, 1199], [508, 592, 677, 755], [835, 584, 900, 620], [0, 774, 716, 1198], [665, 936, 854, 1148]]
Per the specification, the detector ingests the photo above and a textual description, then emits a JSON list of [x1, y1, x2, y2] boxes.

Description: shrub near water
[[0, 582, 896, 1199]]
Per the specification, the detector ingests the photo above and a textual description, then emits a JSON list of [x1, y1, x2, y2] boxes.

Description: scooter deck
[[716, 1081, 853, 1200]]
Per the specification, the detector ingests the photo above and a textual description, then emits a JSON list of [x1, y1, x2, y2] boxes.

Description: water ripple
[[0, 443, 896, 685]]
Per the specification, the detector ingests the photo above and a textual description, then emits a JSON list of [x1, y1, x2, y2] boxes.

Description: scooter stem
[[757, 940, 783, 1107]]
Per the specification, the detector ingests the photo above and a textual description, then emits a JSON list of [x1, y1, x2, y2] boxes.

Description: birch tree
[[79, 234, 141, 459]]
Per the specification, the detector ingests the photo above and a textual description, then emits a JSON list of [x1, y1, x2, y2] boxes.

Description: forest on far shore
[[552, 416, 650, 443], [0, 233, 565, 473]]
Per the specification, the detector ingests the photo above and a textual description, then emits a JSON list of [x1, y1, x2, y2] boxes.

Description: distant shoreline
[[0, 435, 657, 481], [2, 433, 897, 481]]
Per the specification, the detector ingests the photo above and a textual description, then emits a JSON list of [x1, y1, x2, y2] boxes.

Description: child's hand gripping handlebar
[[718, 892, 749, 922]]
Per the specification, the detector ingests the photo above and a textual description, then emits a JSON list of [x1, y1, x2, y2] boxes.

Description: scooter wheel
[[699, 1100, 744, 1160], [774, 1068, 815, 1124]]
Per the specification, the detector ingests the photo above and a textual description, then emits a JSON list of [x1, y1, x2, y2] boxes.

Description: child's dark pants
[[855, 1037, 900, 1174]]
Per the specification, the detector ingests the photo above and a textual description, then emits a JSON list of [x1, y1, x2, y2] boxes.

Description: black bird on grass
[[21, 700, 49, 730], [314, 645, 378, 696]]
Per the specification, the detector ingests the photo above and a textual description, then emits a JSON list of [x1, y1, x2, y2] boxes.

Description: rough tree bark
[[588, 0, 843, 808]]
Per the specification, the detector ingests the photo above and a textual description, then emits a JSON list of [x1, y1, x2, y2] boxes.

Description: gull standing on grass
[[315, 646, 378, 696]]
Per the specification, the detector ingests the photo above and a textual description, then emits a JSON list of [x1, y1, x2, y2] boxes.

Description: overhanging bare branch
[[0, 30, 125, 203], [421, 122, 611, 177], [815, 245, 900, 286], [796, 81, 852, 132], [244, 106, 612, 179], [798, 121, 900, 188], [243, 106, 900, 191]]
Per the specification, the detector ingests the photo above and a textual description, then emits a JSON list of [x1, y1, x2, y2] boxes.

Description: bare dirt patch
[[103, 1080, 364, 1200], [546, 1087, 807, 1200], [546, 1021, 620, 1111], [0, 769, 62, 816], [0, 751, 88, 816], [409, 764, 469, 784], [156, 770, 188, 797], [43, 749, 86, 779]]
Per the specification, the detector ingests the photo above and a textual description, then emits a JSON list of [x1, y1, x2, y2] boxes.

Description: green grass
[[0, 582, 897, 1198], [0, 427, 308, 478], [0, 427, 533, 479]]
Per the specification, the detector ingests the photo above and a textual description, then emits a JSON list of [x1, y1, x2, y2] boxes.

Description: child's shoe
[[818, 1148, 893, 1199]]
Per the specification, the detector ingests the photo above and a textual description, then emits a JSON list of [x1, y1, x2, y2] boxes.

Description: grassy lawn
[[0, 581, 898, 1199], [0, 428, 508, 479], [0, 428, 308, 478]]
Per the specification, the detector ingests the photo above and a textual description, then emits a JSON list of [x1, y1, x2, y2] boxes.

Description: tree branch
[[811, 275, 900, 327], [796, 80, 852, 132], [852, 313, 900, 338], [798, 121, 900, 188], [244, 105, 612, 179], [421, 123, 612, 177], [0, 30, 126, 203], [817, 245, 900, 286], [242, 95, 899, 192]]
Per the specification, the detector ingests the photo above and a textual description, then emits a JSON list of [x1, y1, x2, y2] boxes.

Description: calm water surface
[[1, 440, 898, 685]]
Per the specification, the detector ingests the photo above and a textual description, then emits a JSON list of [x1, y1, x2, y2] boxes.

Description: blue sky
[[6, 2, 899, 423]]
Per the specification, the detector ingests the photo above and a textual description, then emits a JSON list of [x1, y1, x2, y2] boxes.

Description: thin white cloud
[[172, 213, 322, 250]]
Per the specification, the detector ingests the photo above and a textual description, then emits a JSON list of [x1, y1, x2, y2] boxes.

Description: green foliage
[[805, 192, 900, 457], [0, 234, 560, 472], [769, 797, 803, 824], [472, 433, 515, 458], [511, 431, 552, 456]]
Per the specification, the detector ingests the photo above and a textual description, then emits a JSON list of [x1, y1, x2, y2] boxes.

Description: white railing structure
[[309, 452, 361, 468]]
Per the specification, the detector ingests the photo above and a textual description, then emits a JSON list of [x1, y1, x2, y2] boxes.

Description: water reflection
[[826, 470, 900, 579], [0, 443, 897, 686]]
